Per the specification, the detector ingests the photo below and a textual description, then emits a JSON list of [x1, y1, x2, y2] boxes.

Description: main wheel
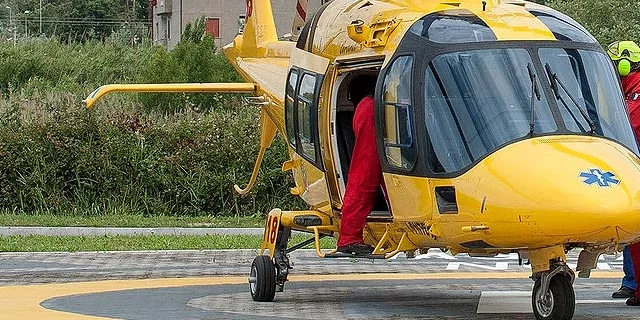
[[532, 275, 575, 320], [249, 255, 276, 302]]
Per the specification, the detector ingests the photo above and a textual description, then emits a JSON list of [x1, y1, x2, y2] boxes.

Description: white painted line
[[477, 291, 624, 314], [477, 291, 532, 314], [576, 300, 624, 304]]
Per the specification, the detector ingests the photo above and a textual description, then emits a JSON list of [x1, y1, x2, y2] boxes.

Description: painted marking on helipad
[[477, 291, 531, 313], [0, 277, 247, 320], [477, 291, 626, 314], [576, 300, 624, 304], [0, 272, 623, 320]]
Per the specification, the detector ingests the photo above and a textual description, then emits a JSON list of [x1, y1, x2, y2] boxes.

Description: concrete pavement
[[0, 228, 635, 319], [0, 249, 635, 319]]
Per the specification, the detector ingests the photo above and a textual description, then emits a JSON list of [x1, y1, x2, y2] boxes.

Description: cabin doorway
[[332, 66, 391, 217]]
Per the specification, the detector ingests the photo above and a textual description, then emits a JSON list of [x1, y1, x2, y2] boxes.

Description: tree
[[4, 0, 149, 42], [58, 0, 120, 41]]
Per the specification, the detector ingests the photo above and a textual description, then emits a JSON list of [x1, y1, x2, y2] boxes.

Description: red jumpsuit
[[623, 73, 640, 141], [337, 96, 383, 247], [622, 72, 640, 301]]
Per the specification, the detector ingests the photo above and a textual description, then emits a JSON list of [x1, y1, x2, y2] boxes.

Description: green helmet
[[607, 40, 640, 76]]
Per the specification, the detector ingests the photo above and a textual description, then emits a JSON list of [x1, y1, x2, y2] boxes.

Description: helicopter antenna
[[292, 0, 308, 41]]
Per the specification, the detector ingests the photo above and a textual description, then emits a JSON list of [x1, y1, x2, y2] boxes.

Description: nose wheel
[[249, 255, 276, 302], [532, 263, 575, 320]]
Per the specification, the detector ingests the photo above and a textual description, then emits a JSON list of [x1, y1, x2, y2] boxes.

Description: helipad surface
[[1, 249, 637, 319]]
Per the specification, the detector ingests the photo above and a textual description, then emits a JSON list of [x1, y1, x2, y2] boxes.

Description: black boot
[[626, 296, 640, 306], [337, 243, 374, 256], [613, 286, 635, 299]]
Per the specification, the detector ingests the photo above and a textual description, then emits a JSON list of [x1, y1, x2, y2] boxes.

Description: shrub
[[0, 36, 301, 218], [138, 18, 241, 113], [0, 39, 153, 98], [0, 98, 302, 216], [546, 0, 640, 47]]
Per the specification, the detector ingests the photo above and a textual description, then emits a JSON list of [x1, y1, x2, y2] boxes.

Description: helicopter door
[[283, 49, 332, 211], [377, 55, 431, 222]]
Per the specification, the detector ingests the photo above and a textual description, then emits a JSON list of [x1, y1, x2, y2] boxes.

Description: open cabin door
[[283, 48, 332, 212], [330, 56, 390, 217], [377, 55, 433, 222]]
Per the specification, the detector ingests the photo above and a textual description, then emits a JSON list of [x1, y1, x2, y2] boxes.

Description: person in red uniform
[[607, 40, 640, 306], [337, 75, 381, 256]]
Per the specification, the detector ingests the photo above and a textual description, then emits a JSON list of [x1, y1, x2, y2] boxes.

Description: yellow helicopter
[[84, 0, 640, 318]]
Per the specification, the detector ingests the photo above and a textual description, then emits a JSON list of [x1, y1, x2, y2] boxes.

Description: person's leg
[[626, 242, 640, 305], [337, 190, 373, 247], [337, 182, 378, 244], [614, 246, 637, 298], [624, 246, 637, 290]]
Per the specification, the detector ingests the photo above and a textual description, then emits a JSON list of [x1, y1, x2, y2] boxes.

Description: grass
[[0, 212, 265, 228], [0, 213, 339, 252], [0, 234, 336, 252]]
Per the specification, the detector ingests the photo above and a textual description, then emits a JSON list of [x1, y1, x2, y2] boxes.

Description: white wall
[[153, 0, 323, 49]]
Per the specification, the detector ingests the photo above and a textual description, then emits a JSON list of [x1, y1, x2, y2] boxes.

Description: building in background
[[151, 0, 323, 49]]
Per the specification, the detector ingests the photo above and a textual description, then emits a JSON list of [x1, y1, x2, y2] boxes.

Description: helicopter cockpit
[[376, 7, 640, 178]]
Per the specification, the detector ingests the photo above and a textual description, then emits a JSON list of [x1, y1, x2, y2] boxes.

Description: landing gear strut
[[532, 263, 575, 320]]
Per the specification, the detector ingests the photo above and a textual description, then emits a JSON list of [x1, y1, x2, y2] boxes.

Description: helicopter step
[[365, 210, 393, 223], [307, 224, 415, 260]]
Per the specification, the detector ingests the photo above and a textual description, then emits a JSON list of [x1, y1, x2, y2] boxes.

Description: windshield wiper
[[544, 63, 595, 134], [527, 63, 541, 136]]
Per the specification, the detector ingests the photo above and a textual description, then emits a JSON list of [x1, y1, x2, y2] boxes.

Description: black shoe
[[336, 243, 374, 256], [613, 286, 635, 299], [627, 296, 640, 306]]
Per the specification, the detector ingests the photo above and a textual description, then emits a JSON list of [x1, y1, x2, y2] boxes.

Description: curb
[[0, 227, 265, 236]]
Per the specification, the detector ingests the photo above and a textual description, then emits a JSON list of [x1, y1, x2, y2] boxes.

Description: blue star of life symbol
[[579, 169, 620, 187]]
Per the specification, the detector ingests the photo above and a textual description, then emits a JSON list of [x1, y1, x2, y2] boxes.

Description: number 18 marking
[[264, 216, 279, 245]]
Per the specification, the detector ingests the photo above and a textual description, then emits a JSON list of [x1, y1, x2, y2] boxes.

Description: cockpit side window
[[285, 70, 299, 148], [382, 56, 417, 171], [409, 10, 497, 43], [297, 73, 319, 163], [285, 68, 324, 168]]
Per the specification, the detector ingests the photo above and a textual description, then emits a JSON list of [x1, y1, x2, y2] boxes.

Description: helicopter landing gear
[[532, 263, 575, 320], [249, 224, 293, 301], [249, 255, 276, 301]]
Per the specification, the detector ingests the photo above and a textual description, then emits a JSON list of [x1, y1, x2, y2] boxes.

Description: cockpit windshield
[[425, 48, 556, 173], [539, 48, 637, 148], [423, 48, 638, 174]]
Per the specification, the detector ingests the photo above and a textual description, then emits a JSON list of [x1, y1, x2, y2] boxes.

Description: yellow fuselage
[[222, 0, 640, 261]]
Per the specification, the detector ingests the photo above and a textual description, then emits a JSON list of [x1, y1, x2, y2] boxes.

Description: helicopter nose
[[475, 136, 640, 242]]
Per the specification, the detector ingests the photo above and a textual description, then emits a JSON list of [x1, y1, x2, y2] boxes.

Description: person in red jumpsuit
[[608, 40, 640, 306], [337, 75, 381, 256]]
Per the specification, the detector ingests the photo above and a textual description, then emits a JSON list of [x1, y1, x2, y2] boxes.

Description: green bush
[[0, 36, 301, 217], [0, 38, 153, 98], [0, 98, 302, 216], [546, 0, 640, 47], [138, 18, 241, 113]]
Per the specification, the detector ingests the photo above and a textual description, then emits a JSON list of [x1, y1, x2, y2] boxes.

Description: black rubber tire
[[249, 255, 276, 302], [532, 275, 575, 320]]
